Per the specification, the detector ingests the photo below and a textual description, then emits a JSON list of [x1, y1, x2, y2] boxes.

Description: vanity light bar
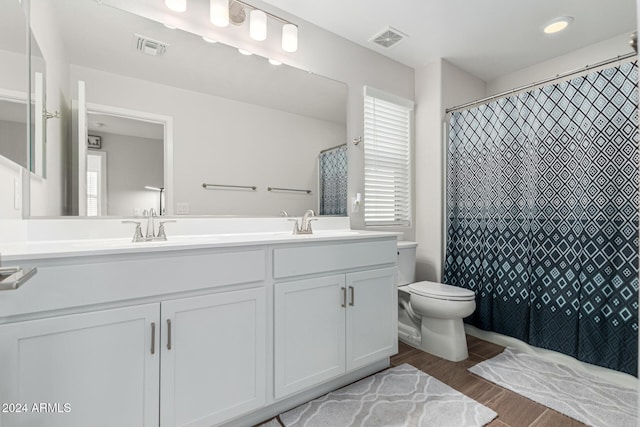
[[206, 0, 299, 52]]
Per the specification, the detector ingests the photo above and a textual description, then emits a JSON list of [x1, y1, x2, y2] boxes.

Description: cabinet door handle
[[151, 322, 156, 355], [167, 319, 172, 350], [349, 286, 355, 306], [341, 287, 346, 308]]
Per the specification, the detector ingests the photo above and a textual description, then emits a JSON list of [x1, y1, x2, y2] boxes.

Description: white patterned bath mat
[[469, 347, 638, 427], [275, 363, 496, 427]]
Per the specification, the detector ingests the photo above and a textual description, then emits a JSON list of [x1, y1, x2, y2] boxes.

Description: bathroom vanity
[[0, 223, 398, 427]]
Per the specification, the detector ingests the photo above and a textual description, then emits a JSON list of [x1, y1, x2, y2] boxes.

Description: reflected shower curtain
[[444, 62, 639, 375], [319, 145, 348, 215]]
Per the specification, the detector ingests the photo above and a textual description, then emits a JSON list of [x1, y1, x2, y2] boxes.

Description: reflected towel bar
[[202, 183, 257, 191], [268, 187, 312, 194]]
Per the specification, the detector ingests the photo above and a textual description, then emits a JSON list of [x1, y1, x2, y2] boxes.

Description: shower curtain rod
[[319, 143, 347, 154], [445, 52, 637, 114]]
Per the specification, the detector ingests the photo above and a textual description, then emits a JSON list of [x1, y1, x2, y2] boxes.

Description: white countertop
[[0, 229, 400, 262]]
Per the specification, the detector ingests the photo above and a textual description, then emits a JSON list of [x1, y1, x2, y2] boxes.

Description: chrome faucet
[[289, 209, 317, 235], [122, 209, 175, 242], [301, 209, 316, 232], [145, 208, 156, 238]]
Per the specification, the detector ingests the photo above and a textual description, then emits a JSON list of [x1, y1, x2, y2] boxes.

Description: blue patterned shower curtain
[[444, 62, 639, 375], [319, 145, 348, 216]]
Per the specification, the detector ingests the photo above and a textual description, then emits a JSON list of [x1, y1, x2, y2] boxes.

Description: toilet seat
[[408, 281, 475, 301]]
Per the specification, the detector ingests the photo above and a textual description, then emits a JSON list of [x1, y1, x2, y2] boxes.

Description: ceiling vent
[[370, 26, 408, 48], [134, 34, 169, 56]]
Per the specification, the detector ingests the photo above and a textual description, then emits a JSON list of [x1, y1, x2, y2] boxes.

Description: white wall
[[90, 131, 163, 216], [70, 65, 345, 216], [414, 60, 486, 281], [488, 33, 634, 95], [0, 120, 27, 168]]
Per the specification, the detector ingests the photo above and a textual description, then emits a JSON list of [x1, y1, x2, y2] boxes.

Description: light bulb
[[210, 0, 229, 28], [282, 23, 298, 53], [165, 0, 186, 12], [543, 16, 574, 34], [250, 10, 267, 41]]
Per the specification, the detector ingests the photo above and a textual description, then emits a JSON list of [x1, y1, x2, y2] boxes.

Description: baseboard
[[221, 359, 390, 427], [465, 324, 638, 389]]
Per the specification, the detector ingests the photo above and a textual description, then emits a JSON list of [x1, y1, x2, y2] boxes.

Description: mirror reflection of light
[[250, 10, 267, 41], [268, 59, 282, 66], [165, 0, 186, 13], [238, 48, 253, 56], [210, 0, 229, 28], [282, 23, 298, 53], [202, 36, 217, 44]]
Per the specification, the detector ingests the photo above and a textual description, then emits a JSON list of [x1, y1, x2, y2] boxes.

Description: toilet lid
[[408, 281, 475, 301]]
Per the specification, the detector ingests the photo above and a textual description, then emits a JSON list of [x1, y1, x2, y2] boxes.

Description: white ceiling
[[262, 0, 637, 82], [87, 113, 164, 140]]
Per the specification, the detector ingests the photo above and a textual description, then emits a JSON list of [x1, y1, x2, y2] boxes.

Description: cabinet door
[[0, 304, 160, 427], [274, 275, 346, 399], [160, 287, 266, 427], [346, 267, 398, 370]]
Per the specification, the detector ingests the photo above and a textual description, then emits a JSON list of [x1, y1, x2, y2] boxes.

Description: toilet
[[397, 241, 476, 362]]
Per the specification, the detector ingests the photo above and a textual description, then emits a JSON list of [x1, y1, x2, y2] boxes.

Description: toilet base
[[418, 316, 469, 362]]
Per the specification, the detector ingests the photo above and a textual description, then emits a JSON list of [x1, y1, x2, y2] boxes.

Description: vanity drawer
[[0, 249, 266, 320], [273, 239, 396, 279]]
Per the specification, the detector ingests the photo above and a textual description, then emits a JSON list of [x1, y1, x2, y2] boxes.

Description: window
[[86, 151, 107, 216], [363, 86, 413, 226]]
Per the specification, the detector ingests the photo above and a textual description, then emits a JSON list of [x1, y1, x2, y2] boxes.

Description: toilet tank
[[397, 241, 418, 286]]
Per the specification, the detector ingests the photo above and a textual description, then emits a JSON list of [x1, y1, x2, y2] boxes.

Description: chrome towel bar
[[202, 183, 257, 191], [268, 187, 311, 194]]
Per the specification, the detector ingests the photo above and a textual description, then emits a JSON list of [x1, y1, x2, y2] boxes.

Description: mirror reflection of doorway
[[86, 112, 164, 216]]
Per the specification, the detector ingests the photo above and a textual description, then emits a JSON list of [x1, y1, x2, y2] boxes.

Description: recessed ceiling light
[[544, 16, 574, 34], [202, 36, 218, 43], [268, 59, 282, 66], [238, 48, 253, 56]]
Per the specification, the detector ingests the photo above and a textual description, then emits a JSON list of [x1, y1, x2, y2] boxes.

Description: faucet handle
[[157, 220, 176, 240], [288, 218, 301, 234], [122, 221, 143, 242], [305, 218, 318, 233]]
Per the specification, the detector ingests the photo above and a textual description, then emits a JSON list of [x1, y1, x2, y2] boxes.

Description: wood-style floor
[[390, 335, 588, 427]]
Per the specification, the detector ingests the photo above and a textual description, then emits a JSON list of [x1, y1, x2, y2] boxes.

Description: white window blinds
[[363, 86, 413, 226]]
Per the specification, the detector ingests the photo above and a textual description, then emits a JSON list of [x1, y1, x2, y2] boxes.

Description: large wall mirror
[[25, 0, 347, 217], [0, 0, 28, 172], [0, 0, 47, 178]]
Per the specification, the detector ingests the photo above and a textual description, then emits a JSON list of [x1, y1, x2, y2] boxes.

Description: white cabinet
[[0, 288, 266, 427], [160, 288, 266, 427], [0, 304, 160, 427], [274, 275, 346, 398], [274, 267, 397, 399], [346, 268, 397, 370]]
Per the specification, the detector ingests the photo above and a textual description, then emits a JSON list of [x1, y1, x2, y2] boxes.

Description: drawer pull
[[167, 319, 172, 350], [151, 322, 156, 355], [349, 286, 355, 306], [341, 287, 346, 308]]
